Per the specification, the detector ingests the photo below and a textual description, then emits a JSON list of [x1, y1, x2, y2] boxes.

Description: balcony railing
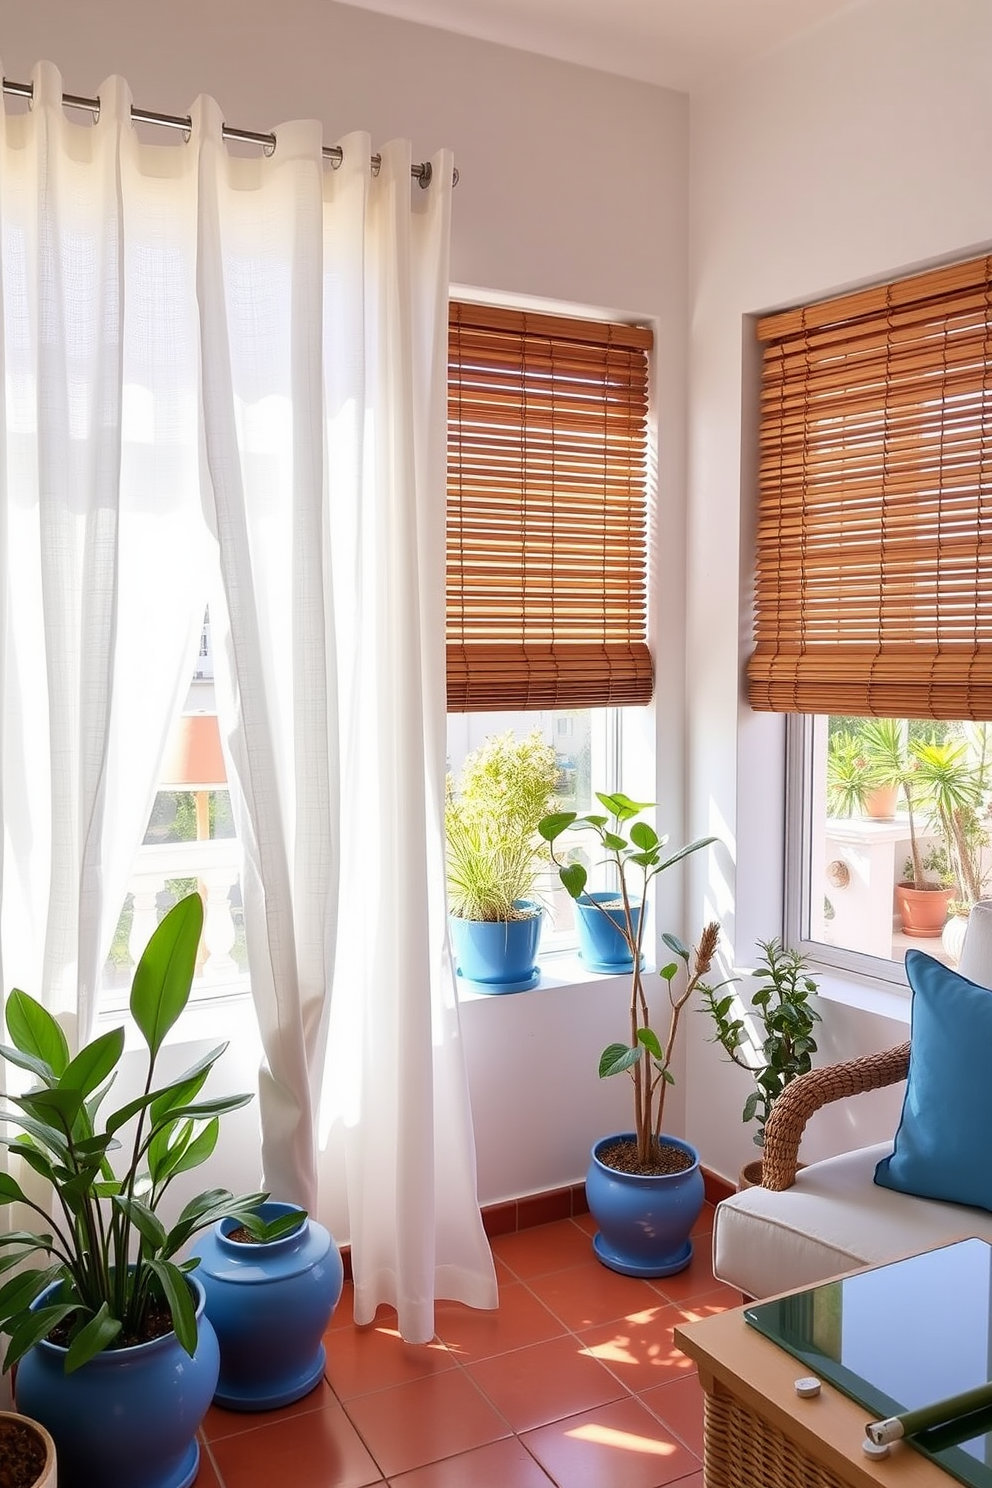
[[107, 837, 247, 999]]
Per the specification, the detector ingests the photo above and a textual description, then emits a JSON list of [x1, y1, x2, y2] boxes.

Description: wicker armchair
[[712, 911, 992, 1299], [759, 1039, 911, 1191]]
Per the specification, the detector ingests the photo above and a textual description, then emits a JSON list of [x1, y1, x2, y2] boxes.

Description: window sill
[[455, 948, 638, 1002], [100, 980, 256, 1053], [806, 963, 911, 1028]]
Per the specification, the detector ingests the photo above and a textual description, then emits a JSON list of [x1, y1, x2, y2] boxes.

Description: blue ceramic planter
[[585, 1132, 705, 1278], [189, 1200, 343, 1410], [15, 1276, 219, 1488], [449, 902, 543, 993], [574, 893, 644, 973]]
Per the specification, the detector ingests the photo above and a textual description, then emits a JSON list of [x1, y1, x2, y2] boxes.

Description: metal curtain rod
[[1, 77, 458, 188]]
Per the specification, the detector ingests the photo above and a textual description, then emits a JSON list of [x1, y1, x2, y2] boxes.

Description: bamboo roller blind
[[748, 253, 992, 719], [446, 301, 654, 712]]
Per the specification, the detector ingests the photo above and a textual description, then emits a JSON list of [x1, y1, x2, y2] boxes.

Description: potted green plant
[[190, 1197, 343, 1411], [0, 892, 294, 1488], [445, 730, 560, 993], [826, 718, 906, 820], [898, 735, 984, 937], [702, 937, 820, 1186], [539, 792, 722, 1276]]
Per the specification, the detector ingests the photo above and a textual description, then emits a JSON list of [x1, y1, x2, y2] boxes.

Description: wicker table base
[[675, 1298, 952, 1488]]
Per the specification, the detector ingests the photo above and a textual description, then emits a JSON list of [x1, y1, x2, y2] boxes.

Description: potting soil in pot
[[0, 1417, 46, 1488]]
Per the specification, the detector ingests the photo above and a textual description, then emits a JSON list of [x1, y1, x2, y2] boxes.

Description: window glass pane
[[101, 613, 248, 1010], [446, 707, 619, 950], [797, 716, 992, 973]]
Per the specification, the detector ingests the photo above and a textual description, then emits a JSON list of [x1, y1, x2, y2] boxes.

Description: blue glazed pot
[[15, 1275, 219, 1488], [449, 902, 543, 993], [189, 1200, 344, 1410], [574, 893, 644, 973], [585, 1132, 705, 1278]]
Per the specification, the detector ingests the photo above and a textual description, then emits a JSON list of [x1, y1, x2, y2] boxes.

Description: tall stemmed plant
[[539, 793, 721, 1169], [0, 893, 292, 1375], [911, 738, 986, 905]]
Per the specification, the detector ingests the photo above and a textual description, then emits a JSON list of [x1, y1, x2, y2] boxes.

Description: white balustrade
[[124, 838, 244, 988]]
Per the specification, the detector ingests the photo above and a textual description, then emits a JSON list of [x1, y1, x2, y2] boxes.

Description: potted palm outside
[[539, 793, 723, 1276], [898, 735, 986, 938], [826, 717, 906, 821], [0, 892, 296, 1488], [445, 730, 560, 993]]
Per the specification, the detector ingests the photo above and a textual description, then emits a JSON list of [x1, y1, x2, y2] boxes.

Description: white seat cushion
[[712, 1142, 992, 1298]]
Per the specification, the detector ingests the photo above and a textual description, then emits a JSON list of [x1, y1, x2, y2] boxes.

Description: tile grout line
[[313, 1214, 715, 1485], [442, 1216, 711, 1465]]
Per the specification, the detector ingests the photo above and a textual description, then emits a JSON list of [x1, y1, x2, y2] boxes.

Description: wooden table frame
[[674, 1302, 954, 1488]]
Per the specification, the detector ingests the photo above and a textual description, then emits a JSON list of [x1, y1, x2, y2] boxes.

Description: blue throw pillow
[[875, 949, 992, 1211]]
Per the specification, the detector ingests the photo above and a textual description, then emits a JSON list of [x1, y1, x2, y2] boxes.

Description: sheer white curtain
[[0, 61, 206, 1050], [319, 137, 497, 1341], [192, 116, 496, 1336], [0, 59, 495, 1342]]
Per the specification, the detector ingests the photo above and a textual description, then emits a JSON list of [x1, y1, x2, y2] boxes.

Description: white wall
[[685, 0, 992, 1182], [0, 0, 690, 1213]]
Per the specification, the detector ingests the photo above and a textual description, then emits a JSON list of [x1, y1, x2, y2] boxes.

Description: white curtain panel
[[319, 136, 497, 1341], [195, 97, 337, 1209], [193, 116, 496, 1334], [0, 60, 206, 1051]]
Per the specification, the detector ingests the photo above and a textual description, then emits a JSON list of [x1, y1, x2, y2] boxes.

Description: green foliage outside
[[826, 717, 992, 906], [445, 731, 560, 921]]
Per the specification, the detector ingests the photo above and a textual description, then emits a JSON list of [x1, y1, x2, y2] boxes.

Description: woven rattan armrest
[[758, 1040, 910, 1191]]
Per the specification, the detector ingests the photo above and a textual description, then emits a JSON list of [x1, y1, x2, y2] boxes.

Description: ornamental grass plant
[[445, 730, 560, 922]]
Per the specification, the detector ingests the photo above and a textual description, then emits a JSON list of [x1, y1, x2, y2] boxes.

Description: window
[[750, 253, 992, 975], [101, 615, 248, 1010], [445, 301, 656, 956], [788, 714, 991, 972]]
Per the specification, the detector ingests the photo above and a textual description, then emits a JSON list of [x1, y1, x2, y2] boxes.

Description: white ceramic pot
[[942, 911, 969, 967]]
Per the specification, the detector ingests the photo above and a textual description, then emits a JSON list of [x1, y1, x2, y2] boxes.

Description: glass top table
[[745, 1238, 992, 1488]]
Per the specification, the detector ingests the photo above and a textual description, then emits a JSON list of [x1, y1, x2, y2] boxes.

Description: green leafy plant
[[702, 938, 820, 1149], [908, 736, 988, 906], [446, 730, 560, 921], [539, 792, 722, 1171], [826, 717, 907, 819], [0, 893, 296, 1375]]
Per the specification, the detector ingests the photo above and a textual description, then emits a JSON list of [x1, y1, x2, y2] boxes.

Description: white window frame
[[785, 713, 911, 989]]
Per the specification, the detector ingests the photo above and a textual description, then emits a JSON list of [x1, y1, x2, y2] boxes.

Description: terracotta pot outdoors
[[864, 784, 899, 820], [895, 882, 956, 938], [0, 1410, 57, 1487]]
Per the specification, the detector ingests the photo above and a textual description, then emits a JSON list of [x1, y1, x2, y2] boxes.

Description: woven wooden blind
[[748, 253, 992, 719], [446, 301, 654, 712]]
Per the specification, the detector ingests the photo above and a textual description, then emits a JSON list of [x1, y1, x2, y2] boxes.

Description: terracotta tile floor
[[195, 1205, 737, 1488]]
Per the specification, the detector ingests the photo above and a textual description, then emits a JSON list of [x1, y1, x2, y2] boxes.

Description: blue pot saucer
[[456, 966, 541, 995], [578, 952, 646, 975], [592, 1231, 693, 1277]]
